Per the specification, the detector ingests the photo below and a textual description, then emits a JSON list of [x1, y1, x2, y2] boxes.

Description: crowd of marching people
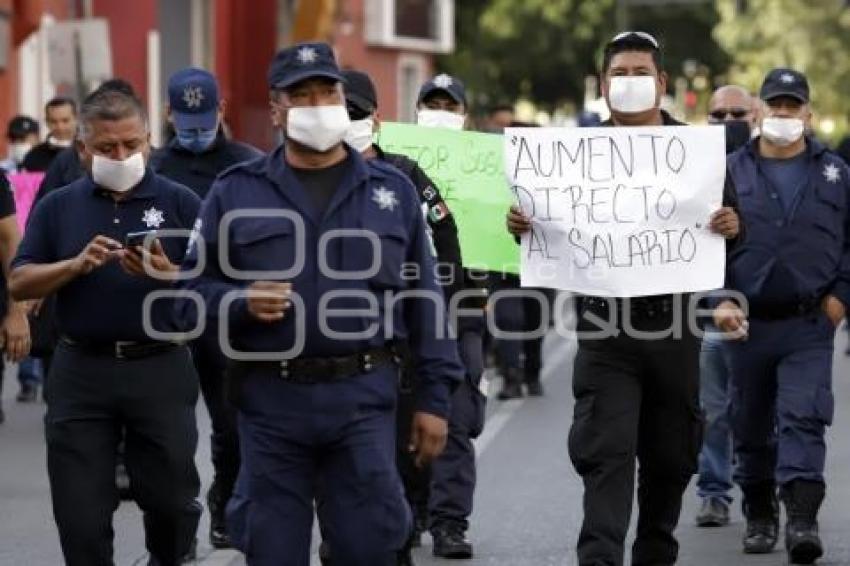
[[0, 28, 849, 566]]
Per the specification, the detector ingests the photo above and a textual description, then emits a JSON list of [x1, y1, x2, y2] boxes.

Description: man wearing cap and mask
[[713, 68, 850, 564], [8, 83, 202, 566], [341, 69, 486, 562], [150, 67, 261, 550], [1, 115, 40, 173], [693, 84, 759, 528], [414, 72, 490, 558], [178, 42, 463, 565], [506, 31, 741, 566]]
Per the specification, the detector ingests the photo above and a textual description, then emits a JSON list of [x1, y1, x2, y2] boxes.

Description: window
[[365, 0, 454, 53], [395, 0, 437, 41]]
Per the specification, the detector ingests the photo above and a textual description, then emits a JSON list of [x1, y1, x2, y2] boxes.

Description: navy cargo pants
[[429, 323, 487, 532], [728, 312, 836, 488], [226, 364, 411, 566]]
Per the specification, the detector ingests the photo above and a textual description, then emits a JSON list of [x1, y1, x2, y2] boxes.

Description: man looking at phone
[[8, 85, 202, 566]]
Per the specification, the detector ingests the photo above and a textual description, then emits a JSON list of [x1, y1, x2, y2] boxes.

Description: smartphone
[[125, 230, 158, 249]]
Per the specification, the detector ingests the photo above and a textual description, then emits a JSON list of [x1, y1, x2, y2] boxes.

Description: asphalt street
[[1, 314, 849, 566]]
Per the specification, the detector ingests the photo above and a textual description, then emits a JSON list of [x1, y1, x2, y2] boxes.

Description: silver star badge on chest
[[824, 163, 841, 184], [372, 186, 399, 212], [142, 207, 165, 228]]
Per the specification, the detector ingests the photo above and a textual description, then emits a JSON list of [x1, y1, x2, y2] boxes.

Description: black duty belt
[[232, 345, 400, 384], [749, 297, 821, 321], [582, 295, 676, 319], [60, 337, 180, 360]]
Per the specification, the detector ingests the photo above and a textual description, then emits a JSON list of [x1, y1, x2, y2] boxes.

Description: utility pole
[[616, 0, 629, 31]]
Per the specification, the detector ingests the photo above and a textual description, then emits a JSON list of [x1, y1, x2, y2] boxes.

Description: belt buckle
[[115, 341, 134, 359], [360, 353, 374, 373]]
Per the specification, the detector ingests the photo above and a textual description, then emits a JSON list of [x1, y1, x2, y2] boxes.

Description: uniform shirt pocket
[[229, 219, 302, 279], [343, 223, 408, 290]]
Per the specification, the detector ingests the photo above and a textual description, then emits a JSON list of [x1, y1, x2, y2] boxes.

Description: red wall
[[92, 0, 157, 104], [0, 0, 71, 155], [215, 0, 278, 150]]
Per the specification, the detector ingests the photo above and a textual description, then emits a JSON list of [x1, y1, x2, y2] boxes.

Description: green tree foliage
[[441, 0, 728, 114], [714, 0, 850, 127]]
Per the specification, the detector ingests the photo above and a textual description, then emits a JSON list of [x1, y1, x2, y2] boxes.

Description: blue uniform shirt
[[726, 137, 850, 309], [178, 145, 463, 418], [149, 132, 263, 200], [14, 168, 201, 342]]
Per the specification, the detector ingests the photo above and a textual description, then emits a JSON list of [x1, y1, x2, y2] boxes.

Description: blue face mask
[[176, 128, 217, 154]]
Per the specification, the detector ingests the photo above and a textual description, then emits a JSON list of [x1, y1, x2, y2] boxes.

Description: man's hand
[[709, 207, 740, 239], [0, 302, 31, 363], [713, 299, 749, 340], [71, 235, 122, 276], [822, 295, 846, 327], [506, 205, 531, 237], [246, 281, 292, 323], [119, 239, 177, 280], [409, 411, 448, 467]]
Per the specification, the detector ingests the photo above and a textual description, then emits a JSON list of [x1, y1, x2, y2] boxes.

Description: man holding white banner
[[506, 32, 740, 566]]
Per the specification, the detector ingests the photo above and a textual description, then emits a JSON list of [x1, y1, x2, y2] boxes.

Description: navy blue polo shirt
[[13, 168, 201, 342]]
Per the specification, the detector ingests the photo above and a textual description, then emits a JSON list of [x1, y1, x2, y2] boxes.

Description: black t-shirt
[[292, 159, 351, 217], [0, 175, 16, 317], [22, 142, 65, 173]]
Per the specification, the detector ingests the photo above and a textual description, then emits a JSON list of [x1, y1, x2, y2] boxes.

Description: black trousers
[[191, 334, 240, 506], [45, 342, 201, 566], [395, 328, 486, 533], [568, 300, 702, 566]]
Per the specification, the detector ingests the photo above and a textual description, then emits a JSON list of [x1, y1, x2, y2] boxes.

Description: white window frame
[[365, 0, 454, 54], [397, 54, 427, 122]]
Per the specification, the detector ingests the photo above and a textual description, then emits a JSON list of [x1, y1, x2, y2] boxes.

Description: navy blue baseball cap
[[267, 42, 344, 90], [168, 68, 220, 130], [417, 74, 467, 106], [760, 68, 810, 103]]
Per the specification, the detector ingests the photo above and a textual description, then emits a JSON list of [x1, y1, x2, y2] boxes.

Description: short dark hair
[[45, 96, 77, 116], [80, 85, 148, 138], [602, 35, 664, 74]]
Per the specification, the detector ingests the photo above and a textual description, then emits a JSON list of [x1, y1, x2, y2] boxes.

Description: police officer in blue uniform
[[178, 42, 463, 566], [9, 85, 202, 566], [412, 73, 488, 559], [151, 67, 262, 549], [714, 68, 850, 564], [340, 69, 487, 564]]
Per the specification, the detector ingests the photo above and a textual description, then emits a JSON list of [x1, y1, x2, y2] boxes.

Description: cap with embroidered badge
[[267, 42, 345, 91], [417, 74, 467, 107], [168, 67, 220, 130], [760, 68, 809, 103]]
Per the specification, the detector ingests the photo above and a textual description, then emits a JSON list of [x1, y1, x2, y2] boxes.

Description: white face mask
[[10, 142, 32, 164], [345, 117, 375, 153], [760, 117, 804, 147], [49, 136, 74, 148], [286, 105, 351, 152], [92, 152, 146, 193], [416, 109, 466, 131], [608, 76, 658, 113]]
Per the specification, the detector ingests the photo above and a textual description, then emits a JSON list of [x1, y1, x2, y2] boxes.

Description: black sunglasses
[[709, 108, 749, 121]]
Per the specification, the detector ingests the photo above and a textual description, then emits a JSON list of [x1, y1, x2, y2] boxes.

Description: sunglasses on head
[[709, 108, 749, 121], [610, 31, 659, 49]]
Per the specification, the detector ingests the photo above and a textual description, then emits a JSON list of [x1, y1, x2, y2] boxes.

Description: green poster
[[377, 123, 519, 274]]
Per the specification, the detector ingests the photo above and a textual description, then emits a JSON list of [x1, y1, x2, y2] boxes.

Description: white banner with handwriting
[[504, 125, 727, 297]]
